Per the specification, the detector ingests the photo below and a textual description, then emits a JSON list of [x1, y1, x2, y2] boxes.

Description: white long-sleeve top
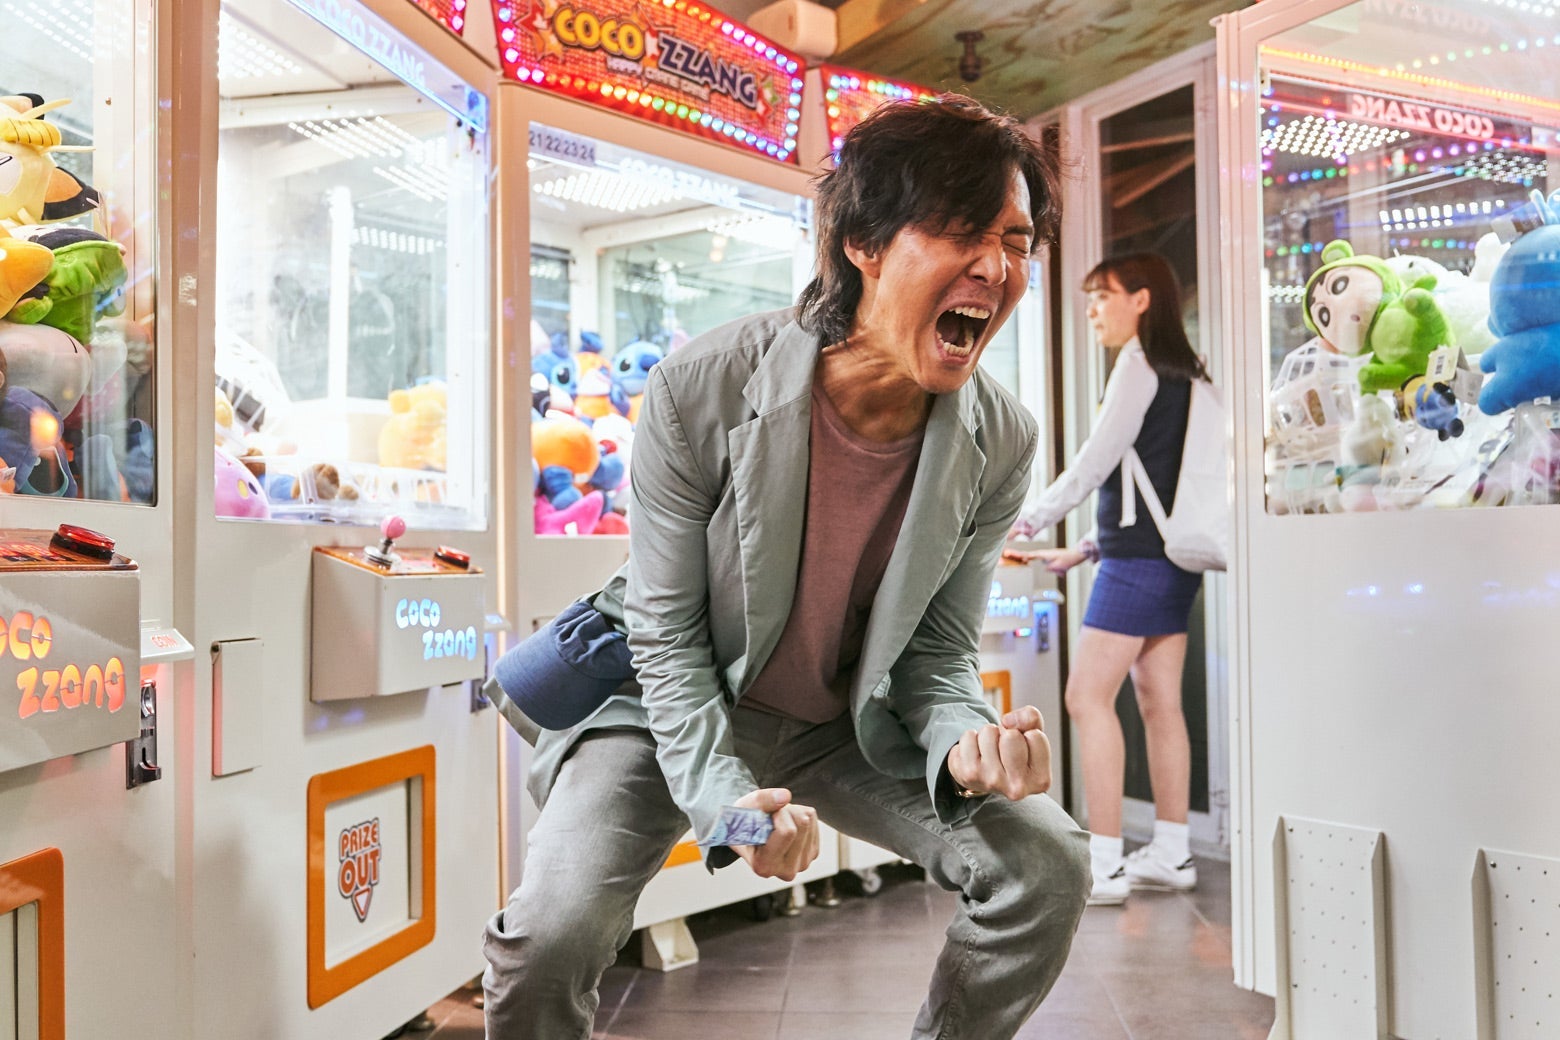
[[1017, 337, 1160, 537]]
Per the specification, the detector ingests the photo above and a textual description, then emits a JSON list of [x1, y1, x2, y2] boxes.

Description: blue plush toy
[[611, 340, 663, 397], [532, 350, 578, 399], [1478, 189, 1560, 415]]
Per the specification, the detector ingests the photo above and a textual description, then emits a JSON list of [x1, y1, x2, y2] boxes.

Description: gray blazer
[[526, 310, 1039, 859]]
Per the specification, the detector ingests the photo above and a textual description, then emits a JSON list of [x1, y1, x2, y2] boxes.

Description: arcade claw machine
[[1218, 0, 1560, 1035], [491, 0, 837, 965], [0, 0, 188, 1033], [171, 0, 508, 1033]]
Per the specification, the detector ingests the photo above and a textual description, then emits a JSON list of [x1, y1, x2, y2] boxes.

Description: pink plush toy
[[214, 444, 270, 519], [534, 489, 604, 535]]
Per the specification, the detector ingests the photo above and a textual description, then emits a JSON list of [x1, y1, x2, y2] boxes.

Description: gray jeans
[[482, 707, 1091, 1039]]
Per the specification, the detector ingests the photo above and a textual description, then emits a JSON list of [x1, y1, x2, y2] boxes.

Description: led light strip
[[1262, 114, 1409, 158], [286, 116, 426, 160], [1379, 197, 1508, 232], [1261, 45, 1560, 118], [533, 169, 684, 213], [705, 212, 803, 250], [5, 0, 93, 64]]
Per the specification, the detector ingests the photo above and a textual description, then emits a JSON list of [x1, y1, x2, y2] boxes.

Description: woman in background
[[1011, 252, 1208, 907]]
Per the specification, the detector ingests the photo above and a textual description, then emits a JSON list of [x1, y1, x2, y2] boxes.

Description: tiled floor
[[420, 858, 1273, 1040]]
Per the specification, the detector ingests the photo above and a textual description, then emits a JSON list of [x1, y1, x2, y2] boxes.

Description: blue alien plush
[[1478, 189, 1560, 415]]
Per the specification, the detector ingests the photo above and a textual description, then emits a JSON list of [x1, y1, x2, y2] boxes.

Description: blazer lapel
[[852, 385, 984, 704], [727, 321, 819, 692]]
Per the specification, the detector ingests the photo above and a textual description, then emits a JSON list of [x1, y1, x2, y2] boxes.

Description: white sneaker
[[1087, 862, 1130, 906], [1124, 845, 1197, 891]]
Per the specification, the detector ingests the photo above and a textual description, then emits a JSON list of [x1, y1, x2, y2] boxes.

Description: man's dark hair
[[797, 93, 1060, 346]]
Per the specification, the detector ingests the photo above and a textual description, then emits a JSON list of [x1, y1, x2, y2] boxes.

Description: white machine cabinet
[[1216, 1, 1560, 1035], [169, 0, 509, 1033], [0, 0, 188, 1030]]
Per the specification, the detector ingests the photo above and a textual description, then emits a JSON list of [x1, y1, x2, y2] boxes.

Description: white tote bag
[[1120, 378, 1229, 573]]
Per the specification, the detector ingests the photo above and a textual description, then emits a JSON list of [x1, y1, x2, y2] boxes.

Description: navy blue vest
[[1096, 374, 1191, 559]]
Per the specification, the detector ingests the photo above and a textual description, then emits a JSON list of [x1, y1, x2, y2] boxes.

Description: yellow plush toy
[[378, 381, 447, 471], [0, 236, 52, 316], [0, 95, 99, 229]]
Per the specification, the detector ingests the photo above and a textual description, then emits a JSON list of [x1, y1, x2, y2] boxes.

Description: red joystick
[[364, 515, 407, 567]]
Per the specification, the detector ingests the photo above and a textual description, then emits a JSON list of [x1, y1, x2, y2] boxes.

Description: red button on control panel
[[434, 545, 471, 569], [51, 523, 116, 560]]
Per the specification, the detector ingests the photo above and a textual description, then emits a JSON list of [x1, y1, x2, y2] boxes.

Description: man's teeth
[[938, 307, 987, 357], [938, 326, 975, 357]]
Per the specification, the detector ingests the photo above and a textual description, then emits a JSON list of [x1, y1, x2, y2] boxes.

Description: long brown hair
[[1084, 253, 1207, 382]]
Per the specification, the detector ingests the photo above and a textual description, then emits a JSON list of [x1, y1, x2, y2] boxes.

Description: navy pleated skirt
[[1082, 556, 1203, 637]]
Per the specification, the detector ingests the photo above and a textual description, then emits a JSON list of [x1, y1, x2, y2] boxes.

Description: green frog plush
[[1304, 239, 1455, 394]]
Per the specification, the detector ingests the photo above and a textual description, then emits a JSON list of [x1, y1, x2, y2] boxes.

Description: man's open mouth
[[935, 306, 992, 358]]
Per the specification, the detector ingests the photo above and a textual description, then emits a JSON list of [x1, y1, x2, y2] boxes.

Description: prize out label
[[338, 817, 382, 923], [396, 597, 479, 662], [3, 610, 129, 718]]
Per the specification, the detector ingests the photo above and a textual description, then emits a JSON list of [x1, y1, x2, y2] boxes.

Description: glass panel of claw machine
[[2, 0, 153, 505], [213, 0, 490, 528], [527, 128, 810, 536], [1257, 1, 1560, 516]]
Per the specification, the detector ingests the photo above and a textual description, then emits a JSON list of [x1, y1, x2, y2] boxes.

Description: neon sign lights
[[5, 610, 127, 720], [986, 581, 1032, 622], [1347, 94, 1497, 140], [492, 0, 804, 163], [396, 597, 479, 662], [819, 65, 935, 158], [408, 0, 468, 35]]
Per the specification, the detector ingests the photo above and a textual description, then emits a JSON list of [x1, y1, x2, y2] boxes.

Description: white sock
[[1152, 820, 1190, 864], [1089, 833, 1124, 873]]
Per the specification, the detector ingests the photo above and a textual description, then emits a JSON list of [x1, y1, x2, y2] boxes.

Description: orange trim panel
[[0, 847, 64, 1040], [980, 670, 1013, 716], [662, 841, 702, 870], [307, 745, 437, 1009]]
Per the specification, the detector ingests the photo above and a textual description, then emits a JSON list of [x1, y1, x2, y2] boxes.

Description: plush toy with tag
[[1305, 239, 1455, 394], [1477, 190, 1560, 416]]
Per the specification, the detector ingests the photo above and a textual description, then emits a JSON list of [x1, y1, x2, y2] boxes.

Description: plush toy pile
[[0, 93, 145, 502], [1265, 188, 1560, 512], [529, 325, 666, 535]]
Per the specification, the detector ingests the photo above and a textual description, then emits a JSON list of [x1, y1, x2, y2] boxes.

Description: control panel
[[0, 526, 140, 772], [310, 517, 487, 701]]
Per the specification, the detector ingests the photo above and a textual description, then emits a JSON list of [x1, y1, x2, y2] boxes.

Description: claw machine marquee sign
[[407, 0, 470, 34], [818, 65, 934, 160], [490, 0, 804, 162]]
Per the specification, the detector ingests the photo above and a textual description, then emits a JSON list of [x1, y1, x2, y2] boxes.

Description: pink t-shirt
[[740, 380, 924, 723]]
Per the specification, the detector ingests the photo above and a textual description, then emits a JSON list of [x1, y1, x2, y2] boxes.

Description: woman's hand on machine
[[731, 787, 821, 881], [1022, 547, 1089, 574], [946, 706, 1053, 800]]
